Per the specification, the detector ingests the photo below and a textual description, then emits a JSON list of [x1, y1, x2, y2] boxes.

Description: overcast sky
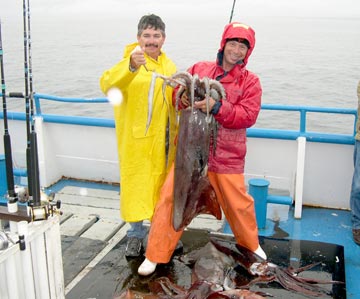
[[1, 0, 360, 20], [1, 0, 359, 112]]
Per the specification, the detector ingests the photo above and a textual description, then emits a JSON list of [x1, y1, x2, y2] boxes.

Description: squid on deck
[[210, 237, 344, 298]]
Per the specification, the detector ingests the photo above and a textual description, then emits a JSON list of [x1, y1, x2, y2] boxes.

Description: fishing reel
[[17, 186, 62, 221], [4, 186, 62, 222], [29, 193, 62, 222]]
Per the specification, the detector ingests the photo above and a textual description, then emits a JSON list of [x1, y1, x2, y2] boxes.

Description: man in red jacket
[[138, 21, 266, 276]]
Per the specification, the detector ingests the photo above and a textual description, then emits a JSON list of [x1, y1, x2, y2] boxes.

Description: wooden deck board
[[56, 186, 119, 200], [60, 203, 120, 221], [59, 211, 73, 224], [59, 186, 125, 290], [62, 237, 107, 286], [60, 214, 98, 237], [64, 224, 130, 296], [81, 218, 124, 242], [56, 193, 119, 210], [187, 215, 224, 232]]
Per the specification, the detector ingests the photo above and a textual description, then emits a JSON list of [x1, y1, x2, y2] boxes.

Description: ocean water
[[1, 0, 360, 133]]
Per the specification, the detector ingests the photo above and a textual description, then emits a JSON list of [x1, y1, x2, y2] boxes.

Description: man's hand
[[193, 97, 216, 113], [180, 91, 190, 107], [130, 45, 146, 70]]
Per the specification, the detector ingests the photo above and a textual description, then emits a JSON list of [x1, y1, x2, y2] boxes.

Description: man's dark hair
[[137, 14, 166, 37], [226, 38, 250, 49]]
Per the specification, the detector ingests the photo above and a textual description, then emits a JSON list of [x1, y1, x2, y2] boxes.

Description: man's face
[[137, 27, 165, 60], [222, 40, 248, 70]]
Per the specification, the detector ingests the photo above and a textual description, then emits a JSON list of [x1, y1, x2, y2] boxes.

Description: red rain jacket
[[187, 22, 262, 173]]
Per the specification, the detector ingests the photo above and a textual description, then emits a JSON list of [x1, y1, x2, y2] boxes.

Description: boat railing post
[[33, 115, 46, 187], [294, 136, 306, 219]]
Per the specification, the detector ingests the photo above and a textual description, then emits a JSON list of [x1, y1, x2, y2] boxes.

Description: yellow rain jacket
[[100, 42, 177, 222]]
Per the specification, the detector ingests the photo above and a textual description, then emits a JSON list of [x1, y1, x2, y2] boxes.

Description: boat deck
[[49, 179, 360, 298], [52, 179, 223, 297]]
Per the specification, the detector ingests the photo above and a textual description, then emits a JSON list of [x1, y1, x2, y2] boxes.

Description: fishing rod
[[0, 20, 35, 224], [27, 0, 41, 208], [0, 20, 18, 204], [229, 0, 237, 23], [0, 3, 58, 224], [23, 0, 41, 210], [23, 0, 61, 221], [22, 0, 32, 199]]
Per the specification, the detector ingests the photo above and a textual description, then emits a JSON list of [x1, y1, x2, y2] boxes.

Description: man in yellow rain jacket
[[100, 14, 177, 257]]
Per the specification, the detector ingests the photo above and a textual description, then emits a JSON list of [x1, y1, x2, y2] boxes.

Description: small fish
[[145, 72, 188, 135], [145, 71, 159, 135]]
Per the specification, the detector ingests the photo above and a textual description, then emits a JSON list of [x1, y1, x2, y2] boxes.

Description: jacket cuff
[[211, 101, 222, 115]]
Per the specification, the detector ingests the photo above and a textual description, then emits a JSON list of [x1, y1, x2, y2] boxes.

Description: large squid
[[146, 71, 227, 231], [171, 72, 226, 231]]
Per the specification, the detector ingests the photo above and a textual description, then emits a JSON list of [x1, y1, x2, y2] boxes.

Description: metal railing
[[1, 92, 357, 145]]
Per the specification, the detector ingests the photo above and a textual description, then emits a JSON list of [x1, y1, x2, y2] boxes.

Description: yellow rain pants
[[145, 164, 260, 263], [100, 43, 177, 222]]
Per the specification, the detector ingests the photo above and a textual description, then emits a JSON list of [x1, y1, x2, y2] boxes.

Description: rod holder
[[249, 178, 293, 229]]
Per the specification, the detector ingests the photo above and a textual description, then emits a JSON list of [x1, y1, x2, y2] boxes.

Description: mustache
[[145, 43, 158, 48]]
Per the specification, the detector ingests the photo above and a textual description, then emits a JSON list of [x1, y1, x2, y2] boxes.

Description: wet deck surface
[[65, 230, 346, 299], [51, 180, 349, 299], [52, 180, 223, 296]]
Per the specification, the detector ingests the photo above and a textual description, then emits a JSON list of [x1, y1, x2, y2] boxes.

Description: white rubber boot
[[138, 258, 157, 276], [254, 245, 267, 260]]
